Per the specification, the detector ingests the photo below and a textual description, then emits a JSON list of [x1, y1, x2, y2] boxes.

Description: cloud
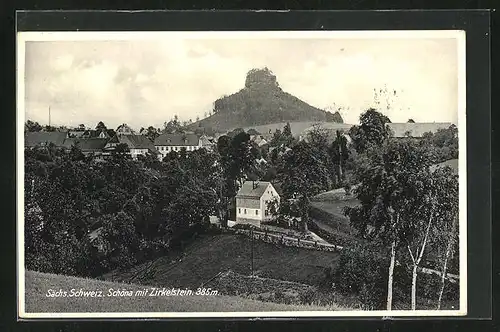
[[23, 37, 459, 130]]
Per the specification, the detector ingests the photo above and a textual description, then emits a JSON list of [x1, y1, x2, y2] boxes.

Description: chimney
[[252, 181, 257, 190]]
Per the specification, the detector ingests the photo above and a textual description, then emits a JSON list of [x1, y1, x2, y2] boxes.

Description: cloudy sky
[[22, 33, 460, 130]]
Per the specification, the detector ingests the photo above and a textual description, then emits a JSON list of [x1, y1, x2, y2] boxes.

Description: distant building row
[[24, 131, 215, 160]]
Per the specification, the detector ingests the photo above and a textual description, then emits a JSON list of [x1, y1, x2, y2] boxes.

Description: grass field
[[24, 270, 343, 313], [309, 197, 361, 245], [103, 233, 341, 288]]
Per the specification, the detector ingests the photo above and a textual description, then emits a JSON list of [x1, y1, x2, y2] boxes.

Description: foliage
[[349, 108, 392, 153], [421, 125, 458, 162], [25, 120, 43, 132], [163, 115, 182, 134], [24, 141, 223, 278], [189, 68, 343, 132], [278, 140, 332, 230], [332, 245, 389, 309]]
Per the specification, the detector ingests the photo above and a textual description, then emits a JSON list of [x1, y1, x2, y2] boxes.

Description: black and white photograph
[[17, 30, 466, 318]]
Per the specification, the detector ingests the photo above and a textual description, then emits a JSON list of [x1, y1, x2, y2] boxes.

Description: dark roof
[[387, 123, 453, 138], [119, 135, 157, 150], [63, 138, 108, 152], [25, 131, 67, 147], [236, 181, 273, 199], [155, 133, 200, 146]]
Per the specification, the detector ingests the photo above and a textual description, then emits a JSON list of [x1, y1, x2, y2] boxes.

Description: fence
[[232, 228, 344, 252]]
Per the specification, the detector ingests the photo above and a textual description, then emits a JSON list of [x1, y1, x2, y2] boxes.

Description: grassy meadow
[[24, 270, 345, 313]]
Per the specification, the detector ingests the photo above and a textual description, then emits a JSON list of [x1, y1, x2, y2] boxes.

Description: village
[[24, 113, 460, 309], [22, 38, 462, 314]]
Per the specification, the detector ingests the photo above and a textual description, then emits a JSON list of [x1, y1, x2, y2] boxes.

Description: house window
[[244, 209, 247, 214], [265, 210, 269, 216], [256, 210, 259, 215]]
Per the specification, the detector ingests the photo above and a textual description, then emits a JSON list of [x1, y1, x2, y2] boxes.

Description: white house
[[154, 133, 202, 160], [235, 181, 280, 227]]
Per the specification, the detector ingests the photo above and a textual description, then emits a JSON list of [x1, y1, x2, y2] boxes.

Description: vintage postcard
[[17, 30, 466, 318]]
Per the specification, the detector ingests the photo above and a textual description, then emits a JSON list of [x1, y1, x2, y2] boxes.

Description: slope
[[24, 270, 341, 313], [102, 233, 341, 289], [189, 68, 343, 132]]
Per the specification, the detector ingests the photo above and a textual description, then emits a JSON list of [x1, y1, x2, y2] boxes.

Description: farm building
[[154, 133, 203, 160], [235, 181, 280, 227]]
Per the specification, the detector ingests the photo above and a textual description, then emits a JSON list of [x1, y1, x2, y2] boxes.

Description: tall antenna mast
[[48, 106, 51, 127]]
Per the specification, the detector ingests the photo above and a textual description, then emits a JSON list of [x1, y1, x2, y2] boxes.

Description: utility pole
[[48, 106, 51, 127], [250, 228, 254, 277]]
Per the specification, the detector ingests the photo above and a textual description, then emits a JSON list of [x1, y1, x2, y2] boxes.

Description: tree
[[429, 167, 459, 309], [407, 119, 415, 123], [112, 143, 131, 160], [144, 126, 160, 142], [163, 115, 181, 134], [278, 140, 332, 231], [69, 142, 85, 161], [96, 121, 107, 131], [402, 166, 457, 309], [349, 109, 391, 153], [344, 139, 434, 310], [329, 130, 349, 184], [215, 133, 254, 226], [44, 125, 56, 132], [25, 120, 42, 132]]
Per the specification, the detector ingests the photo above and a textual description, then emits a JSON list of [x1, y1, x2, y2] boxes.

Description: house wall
[[236, 197, 262, 223], [260, 184, 280, 220], [130, 148, 149, 160], [155, 143, 202, 159]]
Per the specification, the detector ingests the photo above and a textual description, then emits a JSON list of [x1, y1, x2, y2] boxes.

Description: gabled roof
[[387, 123, 453, 138], [154, 133, 200, 146], [119, 135, 157, 150], [25, 131, 67, 147], [63, 138, 108, 152], [236, 181, 274, 199]]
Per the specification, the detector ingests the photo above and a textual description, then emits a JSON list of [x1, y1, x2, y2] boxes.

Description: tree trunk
[[437, 214, 458, 309], [300, 195, 309, 233], [387, 239, 396, 310], [411, 264, 418, 310]]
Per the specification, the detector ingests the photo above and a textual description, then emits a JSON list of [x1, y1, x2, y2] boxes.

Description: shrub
[[332, 245, 389, 309]]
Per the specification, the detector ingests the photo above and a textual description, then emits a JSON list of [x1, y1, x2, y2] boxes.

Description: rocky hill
[[190, 68, 343, 132]]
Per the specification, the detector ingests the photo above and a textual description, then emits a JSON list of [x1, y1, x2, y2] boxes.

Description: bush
[[332, 245, 389, 309]]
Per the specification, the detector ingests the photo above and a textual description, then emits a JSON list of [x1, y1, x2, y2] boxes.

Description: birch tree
[[401, 165, 458, 310], [345, 139, 434, 310]]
